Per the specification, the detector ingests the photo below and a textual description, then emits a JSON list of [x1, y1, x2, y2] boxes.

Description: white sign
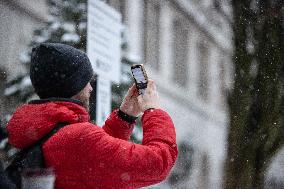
[[87, 0, 122, 84], [96, 76, 111, 126]]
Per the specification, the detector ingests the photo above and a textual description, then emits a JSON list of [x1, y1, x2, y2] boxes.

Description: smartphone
[[131, 64, 148, 95]]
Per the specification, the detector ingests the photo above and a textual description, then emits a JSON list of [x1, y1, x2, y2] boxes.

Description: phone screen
[[132, 67, 147, 84], [131, 65, 148, 94]]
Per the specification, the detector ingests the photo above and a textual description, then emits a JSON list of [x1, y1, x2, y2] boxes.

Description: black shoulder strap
[[8, 123, 68, 167], [37, 122, 68, 147], [5, 123, 69, 188], [14, 122, 69, 159]]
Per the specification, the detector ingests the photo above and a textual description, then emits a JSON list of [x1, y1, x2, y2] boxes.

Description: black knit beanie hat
[[30, 43, 93, 99]]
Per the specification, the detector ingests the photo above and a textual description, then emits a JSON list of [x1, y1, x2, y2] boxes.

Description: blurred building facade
[[0, 0, 48, 117], [108, 0, 233, 188], [108, 0, 284, 188], [1, 0, 282, 188]]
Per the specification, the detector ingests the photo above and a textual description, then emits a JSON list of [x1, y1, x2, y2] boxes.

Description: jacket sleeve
[[102, 109, 135, 141], [83, 109, 178, 188]]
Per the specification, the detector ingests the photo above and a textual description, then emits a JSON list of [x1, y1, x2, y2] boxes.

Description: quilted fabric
[[7, 101, 178, 189]]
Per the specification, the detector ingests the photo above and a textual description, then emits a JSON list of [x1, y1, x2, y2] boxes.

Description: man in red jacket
[[7, 43, 178, 189]]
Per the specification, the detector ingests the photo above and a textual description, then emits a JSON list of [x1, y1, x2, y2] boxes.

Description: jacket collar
[[29, 97, 84, 107]]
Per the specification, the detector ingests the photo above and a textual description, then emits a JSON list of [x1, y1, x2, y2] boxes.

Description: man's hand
[[120, 84, 141, 117], [138, 80, 160, 112]]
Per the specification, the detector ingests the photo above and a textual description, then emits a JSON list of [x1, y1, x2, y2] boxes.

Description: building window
[[168, 141, 194, 186], [197, 41, 209, 101], [108, 0, 126, 22], [198, 153, 210, 189], [213, 0, 221, 11], [144, 1, 160, 70], [219, 59, 227, 106], [172, 19, 189, 87]]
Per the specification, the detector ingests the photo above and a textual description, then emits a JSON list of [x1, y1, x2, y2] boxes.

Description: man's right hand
[[137, 80, 160, 112]]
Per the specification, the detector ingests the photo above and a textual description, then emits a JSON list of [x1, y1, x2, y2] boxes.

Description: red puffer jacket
[[7, 99, 178, 189]]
